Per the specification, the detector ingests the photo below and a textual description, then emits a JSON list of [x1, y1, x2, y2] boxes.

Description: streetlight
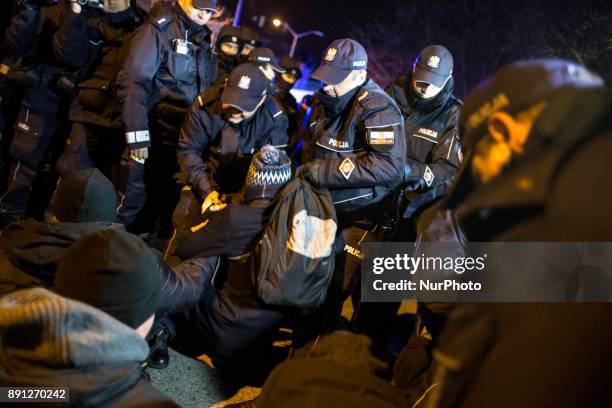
[[272, 19, 324, 57]]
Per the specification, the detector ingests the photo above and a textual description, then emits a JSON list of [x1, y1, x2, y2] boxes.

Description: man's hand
[[201, 190, 226, 214], [130, 147, 149, 164]]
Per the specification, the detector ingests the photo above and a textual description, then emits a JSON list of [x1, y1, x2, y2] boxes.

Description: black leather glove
[[401, 164, 425, 191]]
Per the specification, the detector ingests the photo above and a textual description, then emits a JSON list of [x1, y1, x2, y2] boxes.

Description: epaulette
[[265, 96, 285, 120], [197, 86, 223, 110], [357, 87, 396, 112], [152, 15, 172, 31]]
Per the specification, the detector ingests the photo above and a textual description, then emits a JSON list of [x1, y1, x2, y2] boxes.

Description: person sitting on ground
[[166, 145, 293, 386], [0, 168, 118, 294], [0, 228, 179, 407]]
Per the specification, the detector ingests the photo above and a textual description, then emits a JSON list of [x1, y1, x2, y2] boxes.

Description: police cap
[[311, 38, 368, 85]]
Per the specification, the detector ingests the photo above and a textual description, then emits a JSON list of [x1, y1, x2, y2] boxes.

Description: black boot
[[145, 321, 171, 369]]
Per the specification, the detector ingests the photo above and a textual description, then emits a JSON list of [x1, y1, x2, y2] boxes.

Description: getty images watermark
[[360, 242, 612, 302]]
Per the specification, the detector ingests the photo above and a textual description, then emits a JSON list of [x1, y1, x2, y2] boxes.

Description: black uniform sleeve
[[4, 1, 41, 56], [407, 104, 462, 190], [174, 208, 230, 259], [267, 104, 290, 149], [315, 104, 405, 189], [116, 23, 163, 146], [51, 4, 94, 68], [177, 99, 222, 200]]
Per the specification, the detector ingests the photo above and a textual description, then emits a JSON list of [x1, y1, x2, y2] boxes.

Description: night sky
[[220, 0, 612, 96], [221, 0, 400, 61]]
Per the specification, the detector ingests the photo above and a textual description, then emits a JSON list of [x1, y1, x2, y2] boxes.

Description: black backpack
[[252, 177, 337, 308]]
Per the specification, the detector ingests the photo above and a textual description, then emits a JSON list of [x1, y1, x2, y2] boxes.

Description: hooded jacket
[[0, 288, 178, 407], [0, 219, 116, 294], [424, 88, 612, 407]]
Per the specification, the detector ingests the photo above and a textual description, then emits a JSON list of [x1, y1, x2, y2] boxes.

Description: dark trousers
[[116, 118, 182, 239], [56, 121, 125, 182], [0, 106, 62, 226]]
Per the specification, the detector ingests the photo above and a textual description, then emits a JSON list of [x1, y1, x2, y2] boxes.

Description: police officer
[[237, 25, 260, 64], [56, 0, 146, 180], [115, 0, 218, 235], [0, 0, 97, 227], [386, 45, 462, 238], [298, 39, 405, 337], [212, 24, 243, 89], [300, 38, 405, 227], [274, 55, 303, 138], [248, 47, 285, 82], [409, 59, 612, 408], [167, 63, 288, 257]]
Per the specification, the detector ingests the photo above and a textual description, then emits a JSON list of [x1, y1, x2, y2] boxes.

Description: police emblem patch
[[339, 157, 355, 180], [325, 47, 338, 61], [423, 165, 435, 187], [238, 75, 251, 90], [368, 130, 395, 145], [427, 55, 440, 68]]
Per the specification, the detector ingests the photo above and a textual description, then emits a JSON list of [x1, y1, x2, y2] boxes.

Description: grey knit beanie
[[51, 168, 117, 223]]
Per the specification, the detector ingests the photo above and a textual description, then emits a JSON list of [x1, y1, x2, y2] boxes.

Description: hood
[[0, 220, 117, 285], [0, 288, 149, 407], [444, 88, 612, 235]]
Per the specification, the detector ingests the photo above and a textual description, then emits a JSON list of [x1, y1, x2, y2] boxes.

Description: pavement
[[148, 299, 416, 407], [148, 349, 261, 407]]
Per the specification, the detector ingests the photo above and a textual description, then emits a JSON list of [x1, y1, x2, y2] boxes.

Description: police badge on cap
[[413, 45, 453, 88], [311, 38, 368, 85], [222, 63, 269, 112]]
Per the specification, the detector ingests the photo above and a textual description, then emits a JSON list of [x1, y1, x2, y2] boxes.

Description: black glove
[[401, 164, 425, 191]]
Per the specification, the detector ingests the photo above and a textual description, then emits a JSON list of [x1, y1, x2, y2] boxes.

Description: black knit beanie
[[243, 145, 292, 202], [52, 168, 117, 223], [54, 228, 162, 329]]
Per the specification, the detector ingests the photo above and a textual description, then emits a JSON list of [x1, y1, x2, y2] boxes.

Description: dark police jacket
[[304, 79, 405, 219], [421, 88, 612, 408], [68, 8, 145, 129], [3, 1, 89, 113], [273, 87, 299, 138], [386, 74, 462, 218], [178, 93, 288, 201], [116, 3, 217, 149]]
